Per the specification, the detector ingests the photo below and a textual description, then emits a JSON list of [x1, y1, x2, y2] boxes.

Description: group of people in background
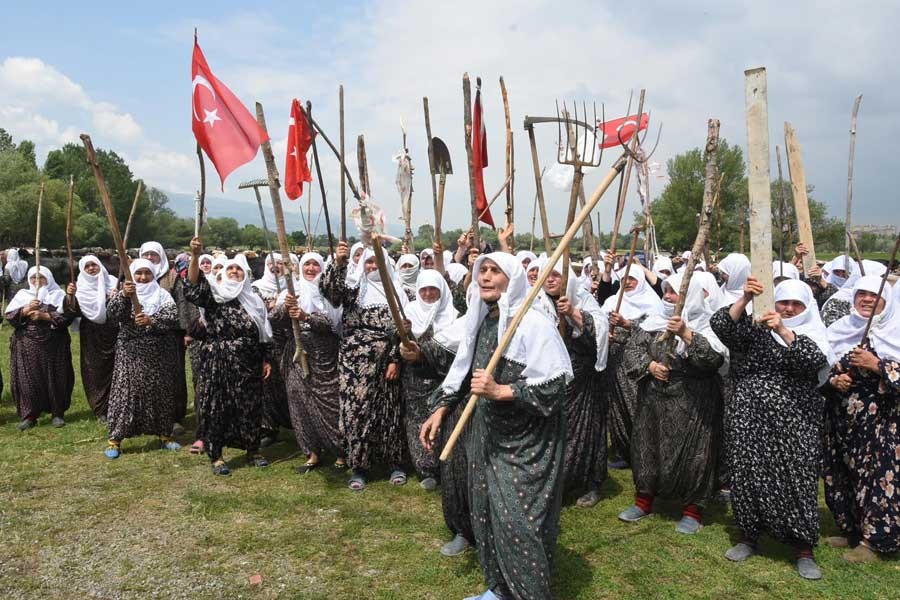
[[2, 230, 898, 599]]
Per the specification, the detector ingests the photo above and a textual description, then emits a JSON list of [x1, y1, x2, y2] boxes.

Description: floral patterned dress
[[821, 296, 851, 327], [320, 262, 404, 472], [257, 290, 293, 435], [605, 324, 641, 464], [184, 277, 271, 460], [823, 349, 900, 553], [710, 308, 827, 546]]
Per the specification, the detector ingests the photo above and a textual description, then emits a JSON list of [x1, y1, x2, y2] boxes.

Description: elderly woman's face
[[225, 264, 245, 282], [353, 247, 365, 263], [418, 286, 441, 304], [268, 258, 284, 277], [477, 259, 509, 303], [854, 290, 885, 318], [662, 284, 679, 305], [527, 268, 539, 286], [543, 270, 564, 297], [84, 261, 101, 276], [29, 273, 48, 287], [141, 251, 161, 265], [200, 258, 212, 274], [623, 276, 639, 293], [775, 299, 806, 319], [422, 254, 434, 269], [133, 268, 154, 284], [364, 257, 378, 274], [302, 259, 322, 281]]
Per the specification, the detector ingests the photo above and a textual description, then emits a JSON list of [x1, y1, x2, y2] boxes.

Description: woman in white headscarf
[[710, 276, 832, 580], [601, 265, 665, 468], [396, 253, 421, 295], [772, 260, 800, 285], [5, 266, 75, 430], [344, 241, 366, 286], [716, 253, 752, 309], [823, 275, 900, 563], [534, 259, 610, 507], [3, 248, 29, 290], [103, 259, 182, 459], [516, 250, 538, 272], [619, 271, 728, 534], [320, 241, 408, 490], [66, 255, 119, 421], [419, 252, 572, 600], [820, 255, 861, 326], [276, 251, 345, 473], [185, 238, 274, 476], [251, 252, 285, 304]]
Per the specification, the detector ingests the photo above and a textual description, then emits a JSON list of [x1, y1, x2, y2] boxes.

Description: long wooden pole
[[423, 97, 439, 243], [611, 227, 643, 320], [122, 180, 143, 250], [196, 143, 206, 236], [526, 125, 552, 253], [500, 76, 514, 227], [80, 134, 141, 314], [255, 103, 309, 375], [844, 94, 862, 273], [440, 153, 627, 461], [847, 230, 865, 274], [371, 234, 410, 345], [744, 67, 775, 318], [774, 146, 787, 270], [784, 123, 816, 275], [65, 175, 76, 287], [463, 73, 479, 247], [305, 102, 335, 257], [861, 232, 900, 344], [33, 182, 44, 294], [339, 85, 347, 241]]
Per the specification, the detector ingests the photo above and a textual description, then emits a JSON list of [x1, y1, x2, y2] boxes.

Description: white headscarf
[[129, 258, 173, 316], [861, 259, 887, 279], [419, 248, 436, 270], [600, 266, 664, 320], [446, 263, 468, 286], [397, 253, 421, 289], [4, 248, 28, 283], [139, 241, 169, 281], [640, 271, 728, 359], [516, 250, 538, 270], [232, 253, 254, 282], [827, 276, 900, 363], [346, 242, 365, 286], [209, 258, 272, 342], [693, 271, 728, 314], [76, 255, 117, 324], [825, 255, 858, 288], [525, 257, 544, 288], [772, 261, 800, 282], [443, 250, 453, 265], [652, 256, 674, 281], [251, 252, 285, 298], [535, 261, 609, 371], [276, 252, 342, 331], [718, 253, 751, 306], [577, 256, 594, 292], [5, 266, 66, 315], [441, 252, 572, 394], [406, 269, 458, 338], [357, 247, 409, 309], [774, 279, 836, 383]]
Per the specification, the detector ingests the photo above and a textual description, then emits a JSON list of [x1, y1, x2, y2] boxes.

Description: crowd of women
[[2, 231, 898, 599]]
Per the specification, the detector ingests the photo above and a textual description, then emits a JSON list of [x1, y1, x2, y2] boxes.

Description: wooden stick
[[775, 146, 787, 267], [122, 180, 143, 250], [526, 124, 552, 253], [251, 186, 280, 295], [34, 181, 44, 294], [357, 135, 370, 196], [196, 143, 206, 236], [255, 103, 309, 375], [476, 175, 512, 222], [529, 168, 543, 252], [305, 102, 335, 257], [844, 94, 862, 273], [500, 76, 514, 227], [339, 85, 347, 241], [463, 73, 479, 247], [80, 134, 140, 314], [440, 153, 628, 462], [784, 123, 817, 276], [65, 175, 76, 287], [744, 67, 775, 318], [606, 89, 646, 276], [847, 230, 865, 274], [861, 232, 900, 344], [424, 97, 439, 247], [371, 233, 410, 345], [578, 183, 601, 282]]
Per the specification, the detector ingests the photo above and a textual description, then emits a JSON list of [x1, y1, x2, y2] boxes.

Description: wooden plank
[[783, 122, 817, 275], [843, 94, 862, 273], [743, 67, 774, 317]]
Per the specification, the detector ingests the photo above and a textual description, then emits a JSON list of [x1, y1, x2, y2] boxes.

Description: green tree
[[16, 140, 36, 170], [289, 230, 307, 247], [0, 179, 81, 247], [204, 217, 241, 249], [0, 128, 14, 153], [240, 224, 266, 249]]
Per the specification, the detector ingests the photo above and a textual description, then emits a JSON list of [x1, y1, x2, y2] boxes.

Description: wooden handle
[[440, 153, 627, 462], [607, 89, 646, 275], [122, 180, 143, 250], [371, 234, 410, 345], [339, 85, 347, 241]]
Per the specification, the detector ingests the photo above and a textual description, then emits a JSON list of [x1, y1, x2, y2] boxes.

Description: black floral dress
[[823, 349, 900, 553], [257, 290, 292, 435], [624, 326, 724, 506], [184, 277, 272, 460], [67, 298, 118, 418], [821, 296, 851, 327], [106, 292, 180, 440], [320, 262, 404, 472], [606, 323, 641, 464], [710, 308, 827, 546]]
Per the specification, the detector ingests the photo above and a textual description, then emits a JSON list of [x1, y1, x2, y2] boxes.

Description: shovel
[[431, 136, 452, 246]]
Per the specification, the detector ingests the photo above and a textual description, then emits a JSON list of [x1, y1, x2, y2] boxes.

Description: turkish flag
[[284, 99, 314, 200], [472, 86, 494, 228], [192, 40, 268, 189], [598, 113, 649, 149]]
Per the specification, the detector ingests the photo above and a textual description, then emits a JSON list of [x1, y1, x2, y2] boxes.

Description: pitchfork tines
[[556, 100, 603, 169]]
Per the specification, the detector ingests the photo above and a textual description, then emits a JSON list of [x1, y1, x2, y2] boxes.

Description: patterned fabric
[[106, 292, 179, 440], [624, 325, 724, 505], [606, 324, 641, 463], [824, 350, 900, 553], [438, 399, 474, 544], [320, 261, 404, 472], [258, 291, 292, 433], [76, 315, 118, 418], [710, 308, 826, 546], [821, 296, 851, 327], [434, 314, 566, 600], [184, 276, 271, 460]]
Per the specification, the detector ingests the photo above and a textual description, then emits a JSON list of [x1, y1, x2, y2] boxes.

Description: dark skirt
[[78, 318, 118, 418]]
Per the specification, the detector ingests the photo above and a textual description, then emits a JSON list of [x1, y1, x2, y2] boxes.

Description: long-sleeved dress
[[69, 298, 118, 419], [184, 277, 271, 458], [823, 350, 900, 553], [710, 308, 827, 546], [106, 293, 180, 440], [166, 274, 189, 424], [6, 303, 75, 420], [821, 296, 851, 327], [624, 327, 724, 506], [320, 262, 404, 472], [606, 324, 641, 464], [257, 291, 293, 436], [433, 314, 567, 600], [274, 306, 344, 459]]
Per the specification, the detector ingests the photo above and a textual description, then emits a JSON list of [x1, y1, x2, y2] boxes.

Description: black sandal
[[296, 461, 319, 474]]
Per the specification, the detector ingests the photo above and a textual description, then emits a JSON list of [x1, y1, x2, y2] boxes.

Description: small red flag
[[191, 39, 268, 190], [472, 85, 494, 228], [285, 99, 314, 200], [598, 113, 649, 149]]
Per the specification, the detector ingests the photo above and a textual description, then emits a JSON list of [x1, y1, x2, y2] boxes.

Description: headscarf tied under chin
[[138, 241, 169, 280], [356, 247, 409, 309], [440, 252, 573, 395], [405, 269, 457, 338], [209, 259, 272, 343], [827, 276, 900, 364], [76, 255, 118, 324], [600, 265, 664, 320], [276, 252, 343, 332], [128, 258, 173, 316], [5, 266, 66, 315], [773, 279, 836, 383]]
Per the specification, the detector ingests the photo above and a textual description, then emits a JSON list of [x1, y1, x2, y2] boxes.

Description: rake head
[[556, 100, 603, 169]]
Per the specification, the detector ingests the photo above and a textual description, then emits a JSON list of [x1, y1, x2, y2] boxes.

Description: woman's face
[[418, 286, 441, 304], [832, 268, 849, 280], [527, 268, 539, 286], [302, 259, 322, 282], [399, 261, 416, 272], [225, 264, 245, 282], [853, 290, 885, 318], [268, 258, 284, 277], [543, 270, 564, 297], [662, 284, 679, 305], [29, 274, 48, 287], [199, 258, 212, 274], [364, 257, 378, 275], [521, 257, 532, 269], [478, 260, 509, 302], [141, 251, 161, 265], [775, 299, 806, 319], [353, 247, 365, 263], [212, 264, 223, 275], [422, 254, 434, 269], [133, 268, 154, 284], [623, 276, 639, 293], [84, 262, 101, 276], [658, 269, 672, 279]]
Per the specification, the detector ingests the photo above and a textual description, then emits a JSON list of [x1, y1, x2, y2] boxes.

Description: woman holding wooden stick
[[419, 253, 571, 600]]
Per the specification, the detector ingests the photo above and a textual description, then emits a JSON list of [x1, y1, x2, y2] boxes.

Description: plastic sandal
[[389, 469, 408, 486]]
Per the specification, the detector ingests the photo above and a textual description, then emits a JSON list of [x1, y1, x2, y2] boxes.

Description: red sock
[[682, 503, 702, 523], [635, 493, 654, 514]]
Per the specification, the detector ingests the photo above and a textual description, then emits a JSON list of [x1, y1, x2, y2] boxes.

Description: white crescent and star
[[192, 74, 220, 128]]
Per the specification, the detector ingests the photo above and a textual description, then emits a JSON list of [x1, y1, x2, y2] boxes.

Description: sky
[[1, 0, 898, 241]]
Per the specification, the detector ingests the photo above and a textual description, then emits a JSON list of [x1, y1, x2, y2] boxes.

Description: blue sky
[[2, 1, 898, 240]]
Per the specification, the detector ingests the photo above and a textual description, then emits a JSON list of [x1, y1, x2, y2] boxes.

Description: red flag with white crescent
[[598, 113, 649, 149], [472, 86, 494, 228], [284, 99, 314, 200], [191, 39, 268, 190]]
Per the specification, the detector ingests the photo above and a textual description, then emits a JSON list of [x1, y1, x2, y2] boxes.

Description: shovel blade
[[431, 137, 453, 175]]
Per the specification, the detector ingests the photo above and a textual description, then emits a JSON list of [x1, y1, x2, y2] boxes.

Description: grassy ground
[[0, 327, 897, 599]]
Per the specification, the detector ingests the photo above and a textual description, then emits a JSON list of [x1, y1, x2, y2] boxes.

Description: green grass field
[[0, 327, 897, 599]]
